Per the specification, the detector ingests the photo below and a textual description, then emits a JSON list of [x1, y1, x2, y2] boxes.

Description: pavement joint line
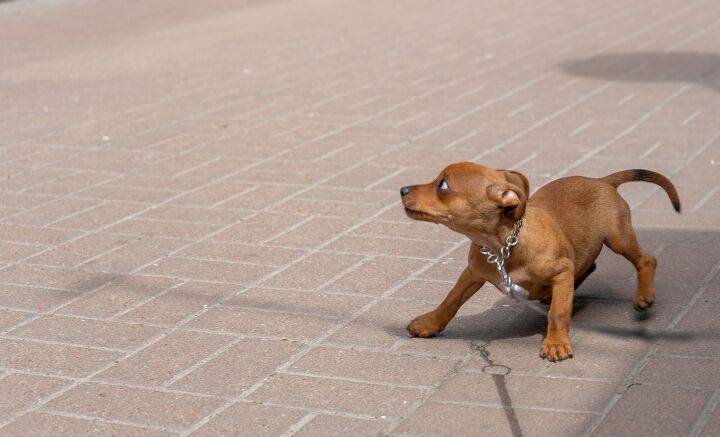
[[259, 215, 318, 244], [693, 186, 720, 211], [251, 399, 394, 422], [279, 370, 435, 391], [365, 167, 408, 190], [315, 256, 374, 291], [0, 335, 130, 354], [426, 399, 602, 416], [690, 389, 720, 437], [169, 156, 223, 179], [652, 354, 720, 361], [617, 92, 637, 106], [509, 152, 538, 171], [106, 279, 190, 322], [309, 141, 356, 163], [507, 101, 535, 118], [453, 83, 487, 101], [682, 108, 704, 126], [39, 408, 183, 435], [443, 130, 479, 150], [67, 236, 139, 270], [637, 140, 663, 160], [569, 119, 594, 138], [279, 412, 319, 437], [580, 256, 720, 436], [68, 379, 230, 401], [347, 94, 382, 110], [666, 16, 720, 49]]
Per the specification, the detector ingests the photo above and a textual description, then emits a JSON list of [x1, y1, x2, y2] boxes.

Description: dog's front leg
[[540, 262, 575, 361], [407, 266, 483, 338]]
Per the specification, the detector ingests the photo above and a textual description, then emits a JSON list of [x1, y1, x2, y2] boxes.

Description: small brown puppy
[[400, 163, 680, 361]]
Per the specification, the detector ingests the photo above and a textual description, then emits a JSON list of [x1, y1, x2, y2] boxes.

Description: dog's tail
[[602, 169, 681, 212]]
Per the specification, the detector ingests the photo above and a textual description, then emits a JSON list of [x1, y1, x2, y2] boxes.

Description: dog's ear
[[486, 170, 530, 220]]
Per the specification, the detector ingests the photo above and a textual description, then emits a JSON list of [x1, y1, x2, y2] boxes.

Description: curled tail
[[602, 169, 681, 212]]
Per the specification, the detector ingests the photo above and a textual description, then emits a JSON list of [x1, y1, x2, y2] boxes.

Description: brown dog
[[400, 163, 680, 361]]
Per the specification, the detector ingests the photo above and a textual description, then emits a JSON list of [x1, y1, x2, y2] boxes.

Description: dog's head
[[400, 162, 529, 238]]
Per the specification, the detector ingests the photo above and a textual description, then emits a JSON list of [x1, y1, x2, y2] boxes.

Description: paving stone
[[192, 402, 305, 437], [593, 384, 711, 437], [0, 309, 31, 331], [211, 213, 304, 243], [322, 256, 427, 295], [433, 371, 615, 413], [0, 284, 79, 312], [170, 338, 302, 396], [25, 233, 129, 268], [97, 330, 232, 386], [223, 288, 371, 319], [52, 201, 148, 231], [261, 252, 365, 290], [80, 237, 188, 274], [0, 224, 80, 246], [290, 346, 457, 386], [46, 382, 223, 429], [57, 276, 181, 319], [0, 412, 174, 437], [0, 373, 69, 419], [638, 355, 720, 389], [326, 235, 455, 259], [0, 264, 123, 294], [393, 401, 594, 437], [13, 315, 162, 350], [178, 241, 304, 266], [187, 305, 335, 341], [249, 373, 423, 418], [293, 414, 389, 437], [139, 256, 274, 284], [268, 217, 359, 249], [0, 338, 121, 377], [119, 281, 237, 326]]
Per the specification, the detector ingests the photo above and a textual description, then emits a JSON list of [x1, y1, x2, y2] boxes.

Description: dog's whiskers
[[449, 215, 457, 232]]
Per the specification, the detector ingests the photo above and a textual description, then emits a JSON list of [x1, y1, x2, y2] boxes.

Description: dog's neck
[[468, 217, 524, 255]]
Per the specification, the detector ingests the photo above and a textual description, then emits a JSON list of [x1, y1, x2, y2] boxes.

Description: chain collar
[[478, 218, 529, 301]]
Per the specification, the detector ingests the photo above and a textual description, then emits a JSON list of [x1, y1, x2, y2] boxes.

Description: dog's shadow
[[385, 279, 695, 345], [560, 51, 720, 92]]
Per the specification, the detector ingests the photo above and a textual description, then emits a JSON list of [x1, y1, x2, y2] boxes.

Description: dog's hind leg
[[604, 209, 657, 311]]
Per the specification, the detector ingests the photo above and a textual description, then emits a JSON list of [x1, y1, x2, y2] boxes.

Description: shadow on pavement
[[560, 51, 720, 92]]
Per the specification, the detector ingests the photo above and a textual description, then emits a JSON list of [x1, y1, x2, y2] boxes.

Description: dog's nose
[[400, 186, 412, 197]]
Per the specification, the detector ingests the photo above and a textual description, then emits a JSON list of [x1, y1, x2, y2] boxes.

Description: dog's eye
[[437, 179, 450, 192]]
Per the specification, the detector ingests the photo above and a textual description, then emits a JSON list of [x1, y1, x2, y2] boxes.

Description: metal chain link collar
[[478, 218, 530, 301]]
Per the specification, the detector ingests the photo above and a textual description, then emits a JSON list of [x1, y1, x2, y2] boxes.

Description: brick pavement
[[1, 0, 719, 435]]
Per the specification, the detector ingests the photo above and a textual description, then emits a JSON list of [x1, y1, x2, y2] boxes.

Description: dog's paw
[[407, 312, 446, 338], [633, 295, 654, 312], [539, 338, 574, 362]]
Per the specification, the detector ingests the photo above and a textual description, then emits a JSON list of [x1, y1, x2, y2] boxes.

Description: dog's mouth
[[404, 206, 438, 222]]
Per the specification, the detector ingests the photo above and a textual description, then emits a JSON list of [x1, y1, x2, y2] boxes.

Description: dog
[[400, 163, 680, 361]]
